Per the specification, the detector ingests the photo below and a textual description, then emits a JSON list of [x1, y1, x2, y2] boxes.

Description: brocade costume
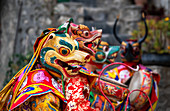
[[14, 93, 61, 111], [65, 75, 95, 111], [10, 69, 65, 110]]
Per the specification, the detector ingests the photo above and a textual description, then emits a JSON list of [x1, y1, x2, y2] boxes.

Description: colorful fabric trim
[[11, 68, 66, 110], [90, 93, 114, 111], [13, 92, 61, 111]]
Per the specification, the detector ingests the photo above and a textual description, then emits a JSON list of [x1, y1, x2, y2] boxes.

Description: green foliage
[[3, 51, 33, 86], [132, 17, 170, 54]]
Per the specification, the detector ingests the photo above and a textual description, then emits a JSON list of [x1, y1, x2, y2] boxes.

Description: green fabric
[[89, 91, 94, 104], [62, 74, 65, 97]]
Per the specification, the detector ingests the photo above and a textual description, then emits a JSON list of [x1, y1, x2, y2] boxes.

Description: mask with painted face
[[89, 41, 120, 69], [39, 32, 90, 77], [57, 18, 102, 56]]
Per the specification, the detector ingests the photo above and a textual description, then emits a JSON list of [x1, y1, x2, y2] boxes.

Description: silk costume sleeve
[[65, 74, 96, 111]]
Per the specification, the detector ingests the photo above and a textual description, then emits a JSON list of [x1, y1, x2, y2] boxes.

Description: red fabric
[[141, 84, 158, 111], [65, 74, 96, 111], [152, 73, 161, 84], [11, 69, 65, 110], [88, 59, 104, 69]]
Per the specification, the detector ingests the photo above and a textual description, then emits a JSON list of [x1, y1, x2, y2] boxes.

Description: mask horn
[[70, 24, 79, 35], [138, 13, 148, 44], [113, 15, 122, 44], [92, 27, 95, 31]]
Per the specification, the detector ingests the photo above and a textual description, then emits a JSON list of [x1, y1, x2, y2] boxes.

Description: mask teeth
[[81, 63, 85, 66], [78, 63, 83, 65], [70, 72, 78, 75], [86, 58, 90, 63], [68, 63, 73, 65], [64, 67, 68, 70], [67, 69, 72, 74], [92, 27, 96, 31], [72, 62, 79, 65]]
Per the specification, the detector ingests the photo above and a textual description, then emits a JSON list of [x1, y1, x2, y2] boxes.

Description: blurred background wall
[[0, 0, 170, 110]]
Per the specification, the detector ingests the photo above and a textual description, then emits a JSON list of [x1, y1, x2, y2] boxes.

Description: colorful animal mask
[[57, 18, 102, 55], [89, 41, 120, 69], [36, 31, 90, 77], [113, 14, 148, 63], [69, 23, 102, 55]]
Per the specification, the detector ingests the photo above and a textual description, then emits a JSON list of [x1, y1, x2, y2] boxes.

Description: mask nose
[[74, 50, 91, 63], [125, 44, 134, 62]]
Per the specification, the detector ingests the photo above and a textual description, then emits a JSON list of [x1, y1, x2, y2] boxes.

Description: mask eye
[[59, 47, 70, 56], [95, 52, 105, 61], [84, 31, 89, 37], [103, 46, 109, 52], [49, 33, 55, 39], [133, 47, 139, 52]]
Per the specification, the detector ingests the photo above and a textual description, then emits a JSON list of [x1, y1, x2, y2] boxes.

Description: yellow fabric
[[107, 68, 118, 79], [13, 93, 60, 111], [91, 94, 98, 107], [15, 83, 65, 103], [0, 66, 26, 110], [103, 99, 107, 111]]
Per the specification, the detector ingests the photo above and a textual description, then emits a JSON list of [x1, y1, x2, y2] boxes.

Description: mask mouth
[[55, 59, 82, 74], [107, 53, 117, 59], [83, 37, 101, 55], [107, 52, 119, 63]]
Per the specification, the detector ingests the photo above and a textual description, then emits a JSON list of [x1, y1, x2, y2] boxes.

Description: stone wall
[[53, 2, 84, 25], [0, 0, 18, 88]]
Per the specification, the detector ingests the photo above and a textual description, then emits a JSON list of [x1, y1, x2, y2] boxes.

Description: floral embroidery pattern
[[65, 75, 95, 111], [33, 71, 49, 83], [10, 69, 66, 110]]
